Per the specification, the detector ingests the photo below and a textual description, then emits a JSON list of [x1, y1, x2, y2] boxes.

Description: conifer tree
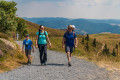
[[82, 37, 84, 44], [85, 42, 89, 51], [85, 34, 89, 41], [93, 38, 96, 47], [112, 48, 116, 56], [102, 44, 110, 55]]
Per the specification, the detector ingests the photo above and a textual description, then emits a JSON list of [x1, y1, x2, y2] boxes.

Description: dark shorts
[[25, 49, 31, 56], [65, 45, 74, 53]]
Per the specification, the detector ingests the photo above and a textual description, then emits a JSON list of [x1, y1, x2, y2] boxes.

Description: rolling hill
[[25, 20, 120, 69], [23, 17, 120, 35]]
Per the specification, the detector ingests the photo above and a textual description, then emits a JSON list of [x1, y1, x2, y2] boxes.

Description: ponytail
[[39, 25, 43, 35]]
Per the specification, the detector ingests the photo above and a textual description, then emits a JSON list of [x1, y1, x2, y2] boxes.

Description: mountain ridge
[[23, 17, 120, 34]]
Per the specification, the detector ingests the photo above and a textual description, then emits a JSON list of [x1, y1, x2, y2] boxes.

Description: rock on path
[[0, 41, 120, 80]]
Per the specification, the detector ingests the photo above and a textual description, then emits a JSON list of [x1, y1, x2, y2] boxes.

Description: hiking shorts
[[25, 49, 31, 56], [65, 45, 74, 53]]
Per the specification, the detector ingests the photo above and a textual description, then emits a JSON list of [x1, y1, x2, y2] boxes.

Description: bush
[[0, 33, 9, 40], [17, 53, 24, 60]]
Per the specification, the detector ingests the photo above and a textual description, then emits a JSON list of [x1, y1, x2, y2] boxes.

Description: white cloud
[[13, 0, 120, 19]]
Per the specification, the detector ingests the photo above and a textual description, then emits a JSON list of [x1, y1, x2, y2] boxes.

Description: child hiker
[[22, 34, 34, 65]]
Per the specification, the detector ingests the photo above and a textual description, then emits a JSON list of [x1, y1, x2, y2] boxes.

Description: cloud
[[5, 0, 120, 19]]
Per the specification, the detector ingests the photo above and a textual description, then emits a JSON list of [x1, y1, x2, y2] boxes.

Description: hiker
[[35, 25, 51, 66], [22, 34, 34, 65], [16, 33, 19, 40], [13, 33, 16, 40], [62, 25, 78, 66]]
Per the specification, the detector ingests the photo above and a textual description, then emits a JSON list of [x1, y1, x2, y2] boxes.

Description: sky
[[5, 0, 120, 19]]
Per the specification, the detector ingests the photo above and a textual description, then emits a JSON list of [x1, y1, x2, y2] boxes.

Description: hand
[[75, 45, 77, 48], [62, 45, 64, 48], [35, 44, 38, 48], [49, 43, 51, 48]]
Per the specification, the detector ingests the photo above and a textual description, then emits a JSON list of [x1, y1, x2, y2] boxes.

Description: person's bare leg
[[67, 52, 72, 66], [27, 55, 31, 64], [67, 52, 71, 63]]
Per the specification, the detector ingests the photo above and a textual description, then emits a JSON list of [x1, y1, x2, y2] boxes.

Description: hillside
[[25, 21, 120, 70], [23, 17, 120, 34], [0, 33, 27, 73], [90, 33, 120, 53]]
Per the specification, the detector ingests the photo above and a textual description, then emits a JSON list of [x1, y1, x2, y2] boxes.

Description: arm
[[74, 38, 78, 48], [32, 44, 34, 53], [35, 35, 38, 48], [46, 35, 51, 48], [62, 37, 65, 48], [22, 44, 25, 53]]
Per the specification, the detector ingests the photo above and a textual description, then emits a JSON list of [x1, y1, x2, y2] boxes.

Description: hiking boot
[[27, 61, 31, 65], [68, 62, 72, 67], [41, 63, 44, 66], [44, 62, 47, 66]]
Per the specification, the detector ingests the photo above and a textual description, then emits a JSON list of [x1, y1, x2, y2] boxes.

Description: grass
[[90, 33, 120, 70], [25, 21, 103, 58], [24, 20, 120, 70], [1, 20, 120, 72], [0, 33, 27, 73]]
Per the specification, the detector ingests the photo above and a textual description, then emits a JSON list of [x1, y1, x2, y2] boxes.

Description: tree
[[85, 34, 89, 41], [102, 44, 110, 55], [115, 44, 119, 56], [0, 0, 17, 33], [93, 38, 96, 47], [16, 17, 27, 39], [112, 48, 116, 56], [82, 37, 84, 44], [116, 44, 118, 49], [85, 42, 89, 51]]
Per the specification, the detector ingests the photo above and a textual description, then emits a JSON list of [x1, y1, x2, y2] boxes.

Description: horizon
[[23, 17, 120, 20]]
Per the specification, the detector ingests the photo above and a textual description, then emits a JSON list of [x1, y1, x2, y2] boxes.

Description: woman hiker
[[35, 25, 51, 66], [62, 25, 78, 67]]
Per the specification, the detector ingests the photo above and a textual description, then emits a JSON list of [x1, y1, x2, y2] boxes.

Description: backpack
[[64, 31, 75, 44], [37, 31, 47, 45]]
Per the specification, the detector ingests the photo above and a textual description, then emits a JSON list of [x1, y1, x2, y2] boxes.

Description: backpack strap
[[66, 31, 75, 38], [73, 31, 75, 38], [66, 32, 69, 38], [44, 31, 47, 37]]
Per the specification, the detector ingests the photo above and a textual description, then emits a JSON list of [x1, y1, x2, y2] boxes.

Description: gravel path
[[0, 41, 120, 80]]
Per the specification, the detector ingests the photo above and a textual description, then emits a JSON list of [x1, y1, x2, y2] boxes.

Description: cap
[[25, 34, 30, 37], [72, 25, 75, 29], [67, 25, 73, 29]]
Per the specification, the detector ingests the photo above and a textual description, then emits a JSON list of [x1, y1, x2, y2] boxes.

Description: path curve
[[0, 41, 120, 80]]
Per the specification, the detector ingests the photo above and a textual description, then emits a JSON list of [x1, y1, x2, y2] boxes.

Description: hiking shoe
[[41, 63, 44, 66], [44, 62, 47, 66], [27, 61, 29, 65], [27, 62, 31, 65], [68, 62, 72, 67]]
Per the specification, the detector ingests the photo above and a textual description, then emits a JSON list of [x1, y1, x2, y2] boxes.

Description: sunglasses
[[68, 28, 72, 30]]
